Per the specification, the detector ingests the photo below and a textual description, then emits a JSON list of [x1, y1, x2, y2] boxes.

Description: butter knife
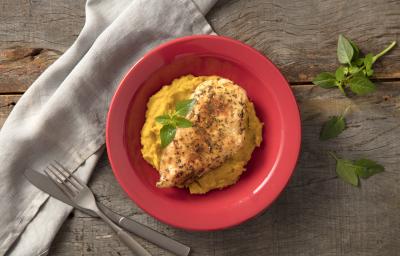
[[24, 169, 190, 256]]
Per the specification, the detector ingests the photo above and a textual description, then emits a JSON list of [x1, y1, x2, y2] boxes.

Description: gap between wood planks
[[290, 77, 400, 86], [0, 92, 25, 95]]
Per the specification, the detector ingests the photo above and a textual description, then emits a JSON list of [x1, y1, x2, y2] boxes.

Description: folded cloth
[[0, 0, 217, 255]]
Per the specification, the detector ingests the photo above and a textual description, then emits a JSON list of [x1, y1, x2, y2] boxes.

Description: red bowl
[[106, 35, 301, 231]]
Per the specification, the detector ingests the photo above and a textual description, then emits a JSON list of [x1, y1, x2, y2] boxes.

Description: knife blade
[[24, 169, 190, 256]]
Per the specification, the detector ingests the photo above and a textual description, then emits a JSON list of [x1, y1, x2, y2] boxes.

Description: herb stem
[[328, 151, 339, 161], [338, 83, 346, 95], [342, 105, 351, 117], [346, 74, 353, 80], [345, 63, 366, 81], [373, 41, 396, 63]]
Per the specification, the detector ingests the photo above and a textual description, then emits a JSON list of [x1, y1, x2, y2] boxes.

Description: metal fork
[[45, 162, 152, 256]]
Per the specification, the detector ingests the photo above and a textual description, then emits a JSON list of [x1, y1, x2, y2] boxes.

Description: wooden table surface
[[1, 0, 400, 255]]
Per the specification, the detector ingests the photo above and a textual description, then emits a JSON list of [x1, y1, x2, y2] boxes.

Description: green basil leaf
[[337, 34, 354, 64], [313, 72, 336, 88], [353, 57, 365, 67], [348, 66, 360, 74], [364, 53, 374, 72], [320, 116, 346, 140], [160, 125, 176, 148], [349, 74, 376, 95], [335, 66, 346, 81], [173, 116, 192, 128], [336, 159, 359, 186], [349, 39, 360, 60], [155, 115, 171, 125], [175, 99, 196, 116], [354, 159, 384, 178]]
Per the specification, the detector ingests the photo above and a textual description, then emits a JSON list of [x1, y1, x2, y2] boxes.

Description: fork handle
[[97, 209, 152, 256]]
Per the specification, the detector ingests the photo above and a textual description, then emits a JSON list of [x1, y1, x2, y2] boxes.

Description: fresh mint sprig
[[313, 35, 396, 96], [155, 99, 195, 148], [328, 152, 384, 186]]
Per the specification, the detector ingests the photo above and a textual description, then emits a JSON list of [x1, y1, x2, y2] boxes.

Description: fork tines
[[44, 161, 84, 197]]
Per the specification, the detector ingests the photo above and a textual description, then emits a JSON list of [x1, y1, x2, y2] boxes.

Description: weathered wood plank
[[0, 48, 61, 93], [207, 0, 400, 82], [0, 95, 20, 127], [0, 0, 85, 51], [46, 81, 400, 256], [1, 0, 400, 83]]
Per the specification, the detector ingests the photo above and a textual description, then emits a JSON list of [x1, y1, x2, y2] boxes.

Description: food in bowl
[[140, 75, 263, 194], [107, 35, 301, 230]]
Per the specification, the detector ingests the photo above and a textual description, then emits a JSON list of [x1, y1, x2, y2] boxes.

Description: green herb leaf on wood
[[354, 159, 384, 178], [312, 35, 396, 96], [352, 57, 365, 67], [348, 66, 360, 74], [336, 159, 360, 186], [337, 34, 354, 64], [364, 53, 374, 76], [313, 72, 336, 88], [335, 66, 346, 81], [320, 116, 346, 140], [349, 39, 360, 60], [328, 152, 384, 187], [349, 74, 376, 95], [364, 53, 373, 72]]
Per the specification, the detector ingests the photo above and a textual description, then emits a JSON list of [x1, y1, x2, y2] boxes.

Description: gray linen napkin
[[0, 0, 217, 255]]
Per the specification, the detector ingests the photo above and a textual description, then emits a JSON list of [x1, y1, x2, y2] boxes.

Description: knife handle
[[99, 204, 190, 256], [117, 228, 152, 256], [118, 217, 191, 256]]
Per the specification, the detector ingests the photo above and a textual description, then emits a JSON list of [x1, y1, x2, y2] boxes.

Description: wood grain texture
[[207, 0, 400, 83], [0, 0, 85, 51], [0, 94, 20, 127], [46, 81, 399, 256], [0, 47, 61, 93], [0, 0, 399, 82]]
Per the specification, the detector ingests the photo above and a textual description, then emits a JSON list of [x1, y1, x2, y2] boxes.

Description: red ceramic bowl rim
[[106, 35, 301, 231]]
